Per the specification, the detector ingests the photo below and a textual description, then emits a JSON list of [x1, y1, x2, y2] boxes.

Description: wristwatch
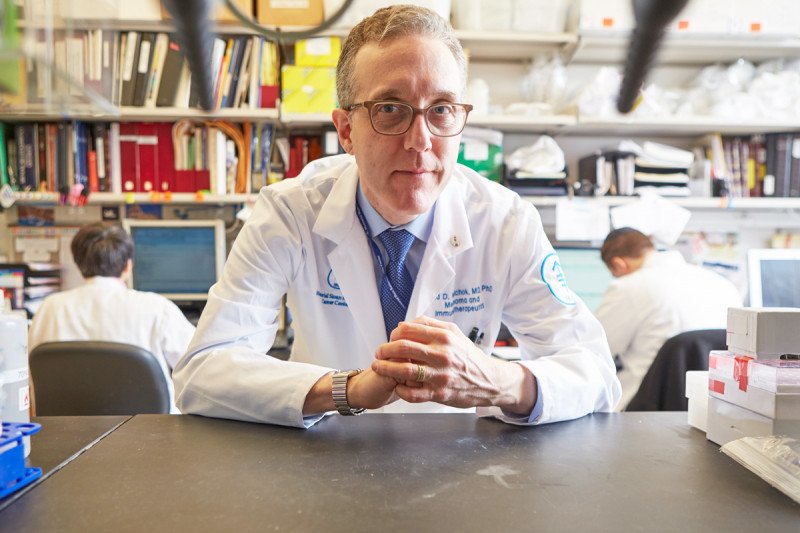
[[331, 369, 366, 416]]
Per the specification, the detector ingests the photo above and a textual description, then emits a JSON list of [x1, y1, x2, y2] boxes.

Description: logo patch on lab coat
[[327, 269, 340, 289], [541, 253, 576, 306], [316, 269, 348, 308]]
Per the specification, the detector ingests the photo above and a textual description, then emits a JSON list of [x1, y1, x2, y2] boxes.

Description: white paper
[[555, 199, 610, 242], [610, 191, 691, 245], [15, 237, 59, 253]]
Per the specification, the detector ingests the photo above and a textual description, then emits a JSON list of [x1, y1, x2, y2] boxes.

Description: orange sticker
[[602, 17, 614, 28], [750, 22, 762, 33], [678, 20, 689, 30]]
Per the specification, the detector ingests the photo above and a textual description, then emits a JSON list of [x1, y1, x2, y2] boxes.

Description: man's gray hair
[[336, 4, 467, 109]]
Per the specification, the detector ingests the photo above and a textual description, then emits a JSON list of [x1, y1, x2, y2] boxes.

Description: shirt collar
[[356, 181, 433, 243], [85, 276, 127, 288]]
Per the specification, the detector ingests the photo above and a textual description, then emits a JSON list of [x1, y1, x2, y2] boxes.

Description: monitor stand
[[174, 300, 207, 326]]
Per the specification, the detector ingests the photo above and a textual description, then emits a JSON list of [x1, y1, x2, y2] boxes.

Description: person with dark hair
[[595, 227, 742, 410], [28, 221, 195, 412], [174, 5, 620, 428]]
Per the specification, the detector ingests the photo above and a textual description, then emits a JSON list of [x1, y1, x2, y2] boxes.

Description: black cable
[[617, 0, 690, 114]]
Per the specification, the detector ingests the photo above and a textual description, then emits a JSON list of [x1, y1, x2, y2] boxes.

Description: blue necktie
[[378, 229, 415, 340]]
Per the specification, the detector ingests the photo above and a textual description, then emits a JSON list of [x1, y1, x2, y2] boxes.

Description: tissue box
[[726, 307, 800, 359], [281, 66, 337, 114], [707, 396, 800, 446]]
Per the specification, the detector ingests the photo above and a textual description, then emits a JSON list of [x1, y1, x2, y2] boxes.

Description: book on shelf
[[19, 23, 281, 112]]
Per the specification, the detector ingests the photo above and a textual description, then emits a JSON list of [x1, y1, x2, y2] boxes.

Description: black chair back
[[29, 341, 171, 415], [625, 329, 727, 412]]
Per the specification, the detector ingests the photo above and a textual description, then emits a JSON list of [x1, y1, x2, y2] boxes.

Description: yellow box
[[295, 37, 341, 68], [257, 0, 323, 26], [281, 66, 337, 114]]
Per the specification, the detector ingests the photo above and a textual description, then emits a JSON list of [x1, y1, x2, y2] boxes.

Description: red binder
[[155, 123, 176, 192], [118, 123, 140, 193], [137, 123, 159, 193]]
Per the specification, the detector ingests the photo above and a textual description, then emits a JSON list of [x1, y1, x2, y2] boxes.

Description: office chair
[[625, 329, 727, 412], [29, 341, 171, 415]]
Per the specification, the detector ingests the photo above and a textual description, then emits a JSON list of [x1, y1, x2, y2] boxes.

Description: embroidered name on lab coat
[[433, 284, 492, 317]]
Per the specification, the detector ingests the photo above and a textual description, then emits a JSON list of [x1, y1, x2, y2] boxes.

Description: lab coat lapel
[[408, 174, 474, 319], [313, 164, 387, 349]]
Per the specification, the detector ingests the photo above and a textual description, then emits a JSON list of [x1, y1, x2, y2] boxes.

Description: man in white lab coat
[[174, 5, 620, 427], [595, 228, 742, 410], [29, 222, 196, 413]]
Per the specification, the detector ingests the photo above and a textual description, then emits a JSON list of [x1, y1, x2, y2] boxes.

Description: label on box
[[19, 385, 29, 410], [272, 0, 310, 7], [463, 143, 489, 161], [304, 37, 332, 56]]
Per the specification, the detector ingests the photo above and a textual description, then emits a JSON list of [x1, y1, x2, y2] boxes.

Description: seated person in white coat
[[173, 5, 621, 427], [28, 222, 196, 413], [594, 228, 742, 410]]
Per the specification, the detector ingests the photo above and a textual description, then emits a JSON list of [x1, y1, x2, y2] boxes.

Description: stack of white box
[[706, 308, 800, 446]]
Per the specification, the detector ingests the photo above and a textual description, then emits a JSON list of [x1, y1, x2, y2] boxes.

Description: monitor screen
[[123, 220, 226, 301], [747, 248, 800, 308], [554, 247, 613, 312]]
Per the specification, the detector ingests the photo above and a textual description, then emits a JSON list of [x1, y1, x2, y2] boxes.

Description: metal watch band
[[332, 369, 366, 416]]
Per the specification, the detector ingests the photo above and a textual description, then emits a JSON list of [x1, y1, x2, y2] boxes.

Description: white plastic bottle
[[0, 312, 31, 455]]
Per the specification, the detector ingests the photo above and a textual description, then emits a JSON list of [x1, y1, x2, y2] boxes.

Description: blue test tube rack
[[0, 422, 42, 499]]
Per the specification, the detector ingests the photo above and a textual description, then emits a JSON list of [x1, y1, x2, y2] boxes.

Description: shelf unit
[[7, 20, 800, 208], [13, 189, 800, 211], [569, 33, 800, 65]]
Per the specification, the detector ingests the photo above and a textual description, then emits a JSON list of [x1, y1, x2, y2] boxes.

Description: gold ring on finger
[[415, 364, 426, 383]]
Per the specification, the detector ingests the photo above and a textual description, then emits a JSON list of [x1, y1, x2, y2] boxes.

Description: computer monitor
[[747, 248, 800, 307], [554, 247, 613, 312], [122, 219, 226, 301]]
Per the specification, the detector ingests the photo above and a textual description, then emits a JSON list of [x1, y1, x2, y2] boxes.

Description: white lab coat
[[594, 251, 743, 410], [174, 155, 620, 427], [28, 277, 196, 413]]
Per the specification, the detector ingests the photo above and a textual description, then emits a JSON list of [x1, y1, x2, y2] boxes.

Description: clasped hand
[[349, 316, 534, 415]]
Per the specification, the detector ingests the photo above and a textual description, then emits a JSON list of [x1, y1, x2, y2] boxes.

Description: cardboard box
[[576, 0, 634, 33], [726, 307, 800, 359], [706, 396, 800, 446], [686, 370, 709, 432], [257, 0, 323, 26], [325, 0, 451, 30], [668, 0, 731, 35], [709, 374, 800, 420], [161, 0, 253, 22], [295, 37, 341, 68], [281, 66, 336, 114]]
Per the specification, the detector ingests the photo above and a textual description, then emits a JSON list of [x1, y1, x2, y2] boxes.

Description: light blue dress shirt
[[355, 182, 542, 423]]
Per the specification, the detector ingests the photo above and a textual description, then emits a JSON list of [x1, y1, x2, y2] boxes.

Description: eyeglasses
[[347, 100, 473, 137]]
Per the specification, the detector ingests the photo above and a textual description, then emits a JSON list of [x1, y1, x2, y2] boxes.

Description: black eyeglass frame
[[346, 100, 474, 137]]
